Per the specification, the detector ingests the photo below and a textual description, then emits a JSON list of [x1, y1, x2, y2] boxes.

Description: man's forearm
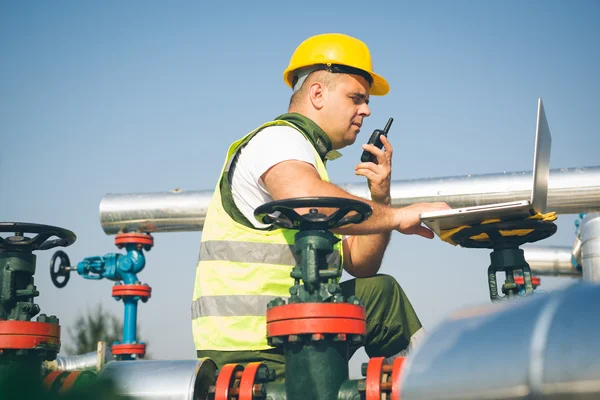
[[345, 231, 391, 277]]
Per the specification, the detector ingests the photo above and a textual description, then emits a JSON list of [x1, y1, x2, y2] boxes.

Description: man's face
[[321, 74, 371, 149]]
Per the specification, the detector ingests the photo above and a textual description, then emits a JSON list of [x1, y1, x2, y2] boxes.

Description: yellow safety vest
[[191, 120, 343, 351]]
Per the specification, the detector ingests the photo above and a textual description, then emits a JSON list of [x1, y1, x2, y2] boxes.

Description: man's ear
[[308, 82, 325, 110]]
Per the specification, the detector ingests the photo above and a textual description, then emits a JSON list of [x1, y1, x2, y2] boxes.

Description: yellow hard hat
[[283, 33, 389, 96]]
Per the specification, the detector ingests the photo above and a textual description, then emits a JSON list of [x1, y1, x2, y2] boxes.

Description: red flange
[[112, 284, 152, 299], [266, 303, 366, 337], [267, 303, 365, 321], [214, 363, 244, 400], [514, 276, 541, 286], [59, 371, 83, 394], [0, 320, 60, 350], [42, 371, 68, 392], [366, 357, 385, 400], [268, 318, 366, 336], [115, 233, 154, 249], [112, 343, 146, 356], [239, 362, 264, 400], [391, 356, 406, 400]]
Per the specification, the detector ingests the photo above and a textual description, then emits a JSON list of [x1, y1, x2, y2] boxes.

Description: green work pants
[[196, 274, 422, 380]]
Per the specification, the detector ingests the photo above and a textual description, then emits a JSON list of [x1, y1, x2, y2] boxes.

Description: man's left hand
[[355, 135, 393, 205]]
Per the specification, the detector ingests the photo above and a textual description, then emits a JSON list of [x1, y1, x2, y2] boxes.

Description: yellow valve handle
[[439, 212, 557, 246]]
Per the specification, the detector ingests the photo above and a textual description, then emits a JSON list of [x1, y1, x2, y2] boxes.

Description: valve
[[0, 222, 76, 393], [254, 197, 372, 400], [448, 218, 557, 302], [49, 232, 154, 360], [49, 233, 153, 287]]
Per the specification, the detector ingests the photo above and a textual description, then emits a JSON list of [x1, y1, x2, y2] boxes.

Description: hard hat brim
[[369, 71, 390, 96]]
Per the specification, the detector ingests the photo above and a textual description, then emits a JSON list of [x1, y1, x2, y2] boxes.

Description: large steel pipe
[[581, 213, 600, 282], [99, 166, 600, 234], [522, 246, 581, 277], [400, 282, 600, 399], [96, 359, 217, 400]]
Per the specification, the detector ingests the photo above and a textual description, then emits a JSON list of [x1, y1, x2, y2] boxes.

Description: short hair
[[289, 70, 342, 108]]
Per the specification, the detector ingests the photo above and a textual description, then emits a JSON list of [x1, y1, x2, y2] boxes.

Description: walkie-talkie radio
[[360, 117, 394, 164]]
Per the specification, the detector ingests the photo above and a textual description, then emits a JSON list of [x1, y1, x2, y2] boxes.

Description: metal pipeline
[[581, 213, 600, 282], [96, 358, 217, 400], [43, 342, 112, 372], [399, 282, 600, 399], [522, 246, 581, 277], [99, 166, 600, 234]]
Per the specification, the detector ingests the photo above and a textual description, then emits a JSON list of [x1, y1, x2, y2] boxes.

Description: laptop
[[419, 98, 551, 236]]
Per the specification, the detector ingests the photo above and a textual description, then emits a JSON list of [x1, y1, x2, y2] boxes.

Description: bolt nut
[[361, 363, 369, 377], [333, 334, 347, 342], [37, 314, 47, 323], [357, 379, 366, 392], [351, 335, 363, 345], [267, 298, 286, 309], [252, 383, 266, 397], [255, 365, 269, 381], [288, 335, 300, 343], [311, 333, 324, 341]]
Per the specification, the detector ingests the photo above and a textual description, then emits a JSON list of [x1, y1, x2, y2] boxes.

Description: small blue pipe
[[123, 297, 138, 344]]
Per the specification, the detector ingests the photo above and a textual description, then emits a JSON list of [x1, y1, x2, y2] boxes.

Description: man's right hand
[[396, 202, 451, 239]]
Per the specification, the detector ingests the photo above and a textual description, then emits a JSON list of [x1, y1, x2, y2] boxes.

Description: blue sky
[[2, 1, 599, 377]]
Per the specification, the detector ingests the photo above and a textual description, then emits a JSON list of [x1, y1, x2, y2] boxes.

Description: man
[[192, 33, 450, 376]]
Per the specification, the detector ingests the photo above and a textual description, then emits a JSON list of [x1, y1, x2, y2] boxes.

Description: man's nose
[[361, 102, 371, 117]]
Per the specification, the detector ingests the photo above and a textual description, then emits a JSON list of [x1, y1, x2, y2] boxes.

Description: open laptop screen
[[531, 98, 551, 214]]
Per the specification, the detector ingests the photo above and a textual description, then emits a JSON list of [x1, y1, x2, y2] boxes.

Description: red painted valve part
[[391, 357, 406, 400], [366, 357, 385, 400], [43, 371, 69, 392], [239, 362, 264, 400], [112, 284, 152, 299], [365, 356, 407, 400], [514, 276, 541, 286], [112, 343, 146, 356], [114, 233, 154, 248], [42, 371, 92, 394], [266, 303, 366, 337], [214, 363, 244, 400], [0, 320, 60, 350]]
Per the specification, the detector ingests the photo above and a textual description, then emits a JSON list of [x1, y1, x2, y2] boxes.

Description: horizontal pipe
[[522, 246, 581, 277], [400, 282, 600, 399], [99, 166, 600, 234], [97, 359, 217, 400]]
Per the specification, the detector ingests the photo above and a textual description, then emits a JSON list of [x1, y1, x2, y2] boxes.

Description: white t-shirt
[[231, 125, 317, 228]]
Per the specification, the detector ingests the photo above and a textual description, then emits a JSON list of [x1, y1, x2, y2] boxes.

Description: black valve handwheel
[[50, 250, 71, 288], [254, 197, 372, 231], [0, 222, 76, 252]]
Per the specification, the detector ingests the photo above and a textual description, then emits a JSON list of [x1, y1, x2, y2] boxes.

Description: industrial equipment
[[0, 222, 97, 397], [50, 233, 154, 360]]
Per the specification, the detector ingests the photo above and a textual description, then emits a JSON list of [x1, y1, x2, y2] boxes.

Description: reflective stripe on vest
[[191, 120, 343, 351]]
